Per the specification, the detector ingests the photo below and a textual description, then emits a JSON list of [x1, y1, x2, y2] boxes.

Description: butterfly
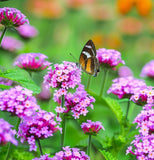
[[77, 39, 100, 77]]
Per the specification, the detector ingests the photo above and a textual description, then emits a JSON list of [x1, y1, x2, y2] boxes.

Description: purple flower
[[18, 110, 61, 151], [54, 84, 95, 119], [51, 146, 90, 160], [107, 76, 146, 99], [118, 66, 133, 77], [140, 60, 154, 78], [17, 24, 38, 39], [0, 34, 24, 52], [44, 61, 81, 90], [0, 86, 40, 117], [96, 48, 125, 69], [130, 86, 154, 106], [126, 107, 154, 159], [14, 53, 51, 72], [32, 154, 52, 160], [81, 120, 105, 136], [0, 7, 29, 27], [0, 77, 13, 86], [0, 118, 18, 146], [36, 82, 51, 101]]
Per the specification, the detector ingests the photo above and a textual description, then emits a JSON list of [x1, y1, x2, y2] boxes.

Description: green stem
[[99, 68, 109, 97], [37, 139, 43, 155], [86, 75, 92, 90], [87, 135, 92, 156], [0, 26, 7, 47], [5, 117, 20, 160], [60, 95, 66, 149], [126, 100, 130, 120]]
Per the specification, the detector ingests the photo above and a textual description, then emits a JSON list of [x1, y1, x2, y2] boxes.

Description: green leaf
[[103, 97, 124, 124], [99, 150, 118, 160], [0, 84, 11, 90], [0, 68, 41, 94]]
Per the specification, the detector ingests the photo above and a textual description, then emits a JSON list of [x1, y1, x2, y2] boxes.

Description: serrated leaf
[[103, 97, 124, 124], [0, 68, 41, 94], [99, 150, 118, 160]]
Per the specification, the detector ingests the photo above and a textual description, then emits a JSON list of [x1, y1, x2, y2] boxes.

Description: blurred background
[[0, 0, 154, 159]]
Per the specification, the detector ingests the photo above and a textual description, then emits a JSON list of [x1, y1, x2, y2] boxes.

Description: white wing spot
[[82, 51, 91, 58], [85, 45, 92, 48]]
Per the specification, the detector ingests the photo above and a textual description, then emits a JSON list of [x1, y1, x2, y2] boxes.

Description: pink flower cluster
[[0, 35, 24, 52], [55, 85, 95, 119], [17, 24, 38, 39], [33, 154, 52, 160], [140, 60, 154, 78], [0, 118, 18, 146], [0, 86, 40, 117], [96, 48, 125, 68], [51, 146, 90, 160], [14, 53, 51, 72], [44, 61, 81, 90], [126, 107, 154, 159], [0, 7, 29, 27], [130, 86, 154, 106], [18, 110, 61, 151], [107, 76, 146, 99], [118, 66, 133, 77], [81, 120, 105, 136], [0, 77, 13, 86]]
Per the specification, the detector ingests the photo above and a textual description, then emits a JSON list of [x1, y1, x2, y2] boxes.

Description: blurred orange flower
[[26, 0, 64, 19], [117, 0, 153, 16], [117, 17, 143, 35], [136, 0, 153, 16], [117, 0, 135, 14]]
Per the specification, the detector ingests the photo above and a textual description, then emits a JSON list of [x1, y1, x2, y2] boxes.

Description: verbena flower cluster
[[33, 154, 52, 160], [14, 53, 51, 72], [0, 7, 29, 27], [51, 146, 90, 160], [18, 110, 61, 151], [0, 86, 40, 117], [96, 48, 125, 68], [1, 35, 24, 52], [0, 77, 13, 86], [130, 86, 154, 106], [126, 107, 154, 159], [81, 120, 105, 136], [0, 118, 18, 146], [107, 76, 146, 99], [17, 24, 38, 39], [44, 61, 81, 90], [140, 60, 154, 78], [55, 85, 95, 119]]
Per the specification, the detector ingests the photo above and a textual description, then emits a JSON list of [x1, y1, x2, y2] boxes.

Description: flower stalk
[[99, 68, 109, 97], [86, 75, 92, 90], [87, 134, 92, 156], [125, 100, 130, 120], [37, 139, 43, 155], [60, 95, 66, 149], [0, 26, 7, 47]]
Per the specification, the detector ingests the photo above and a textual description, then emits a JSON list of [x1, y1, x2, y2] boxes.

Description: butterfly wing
[[79, 40, 100, 76]]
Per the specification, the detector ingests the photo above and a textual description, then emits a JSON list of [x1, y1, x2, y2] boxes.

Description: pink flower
[[81, 120, 105, 136], [44, 61, 81, 90], [17, 24, 38, 39], [0, 34, 24, 52], [32, 154, 52, 160], [108, 77, 146, 99], [140, 60, 154, 78], [0, 118, 18, 146], [96, 48, 125, 69], [0, 86, 40, 117], [51, 146, 90, 160], [118, 66, 133, 77], [0, 7, 29, 27], [14, 53, 51, 71], [0, 77, 13, 86], [18, 110, 61, 151], [54, 84, 95, 119]]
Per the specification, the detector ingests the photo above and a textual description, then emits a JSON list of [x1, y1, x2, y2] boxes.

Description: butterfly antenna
[[69, 53, 78, 61]]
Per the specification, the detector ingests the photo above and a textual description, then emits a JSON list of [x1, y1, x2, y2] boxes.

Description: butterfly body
[[79, 40, 100, 77]]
